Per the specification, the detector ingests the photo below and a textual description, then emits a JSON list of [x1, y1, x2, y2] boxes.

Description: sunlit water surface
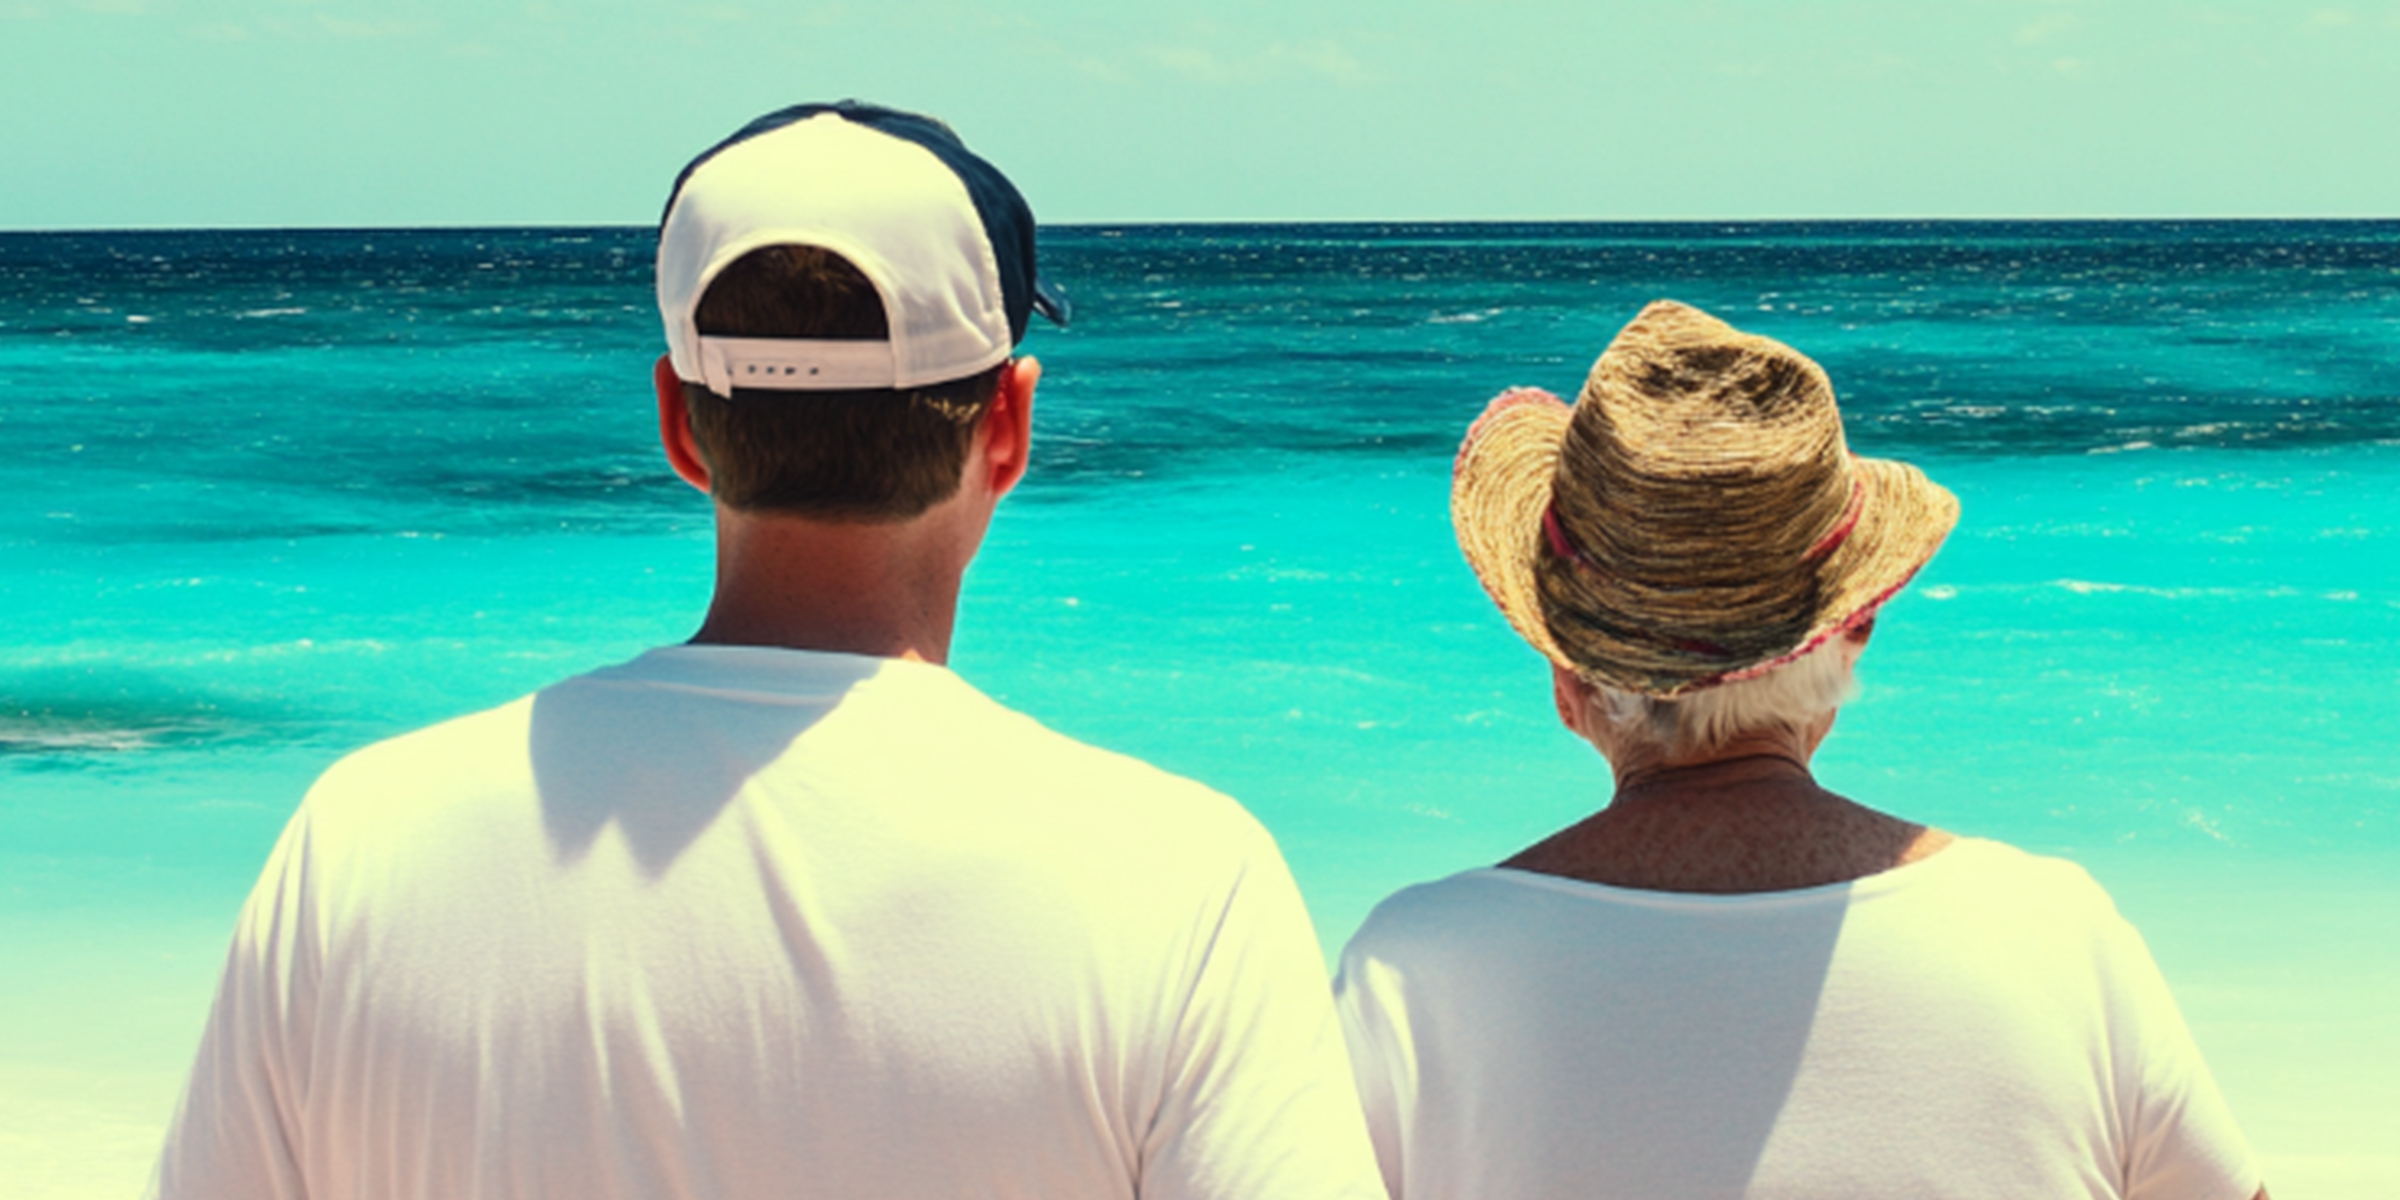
[[4, 222, 2396, 1196]]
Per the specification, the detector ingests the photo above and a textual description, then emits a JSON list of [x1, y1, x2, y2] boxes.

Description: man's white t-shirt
[[154, 646, 1386, 1200], [1336, 838, 2260, 1200]]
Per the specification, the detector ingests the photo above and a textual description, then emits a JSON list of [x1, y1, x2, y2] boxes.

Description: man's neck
[[691, 503, 975, 664]]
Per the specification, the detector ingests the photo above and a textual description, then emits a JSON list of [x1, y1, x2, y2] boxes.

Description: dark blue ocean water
[[9, 222, 2399, 530], [3, 223, 2399, 1193]]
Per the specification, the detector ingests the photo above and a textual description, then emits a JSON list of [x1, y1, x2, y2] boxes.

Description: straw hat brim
[[1451, 386, 1959, 696]]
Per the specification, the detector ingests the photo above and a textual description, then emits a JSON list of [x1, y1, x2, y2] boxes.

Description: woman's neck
[[1505, 746, 1952, 894]]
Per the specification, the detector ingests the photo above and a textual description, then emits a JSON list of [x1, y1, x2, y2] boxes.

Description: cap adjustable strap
[[697, 336, 899, 397]]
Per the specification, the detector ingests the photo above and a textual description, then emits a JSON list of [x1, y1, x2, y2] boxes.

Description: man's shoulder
[[298, 690, 543, 830], [291, 647, 686, 832], [283, 646, 1284, 900], [928, 678, 1228, 796], [846, 657, 1277, 853], [303, 645, 1275, 863]]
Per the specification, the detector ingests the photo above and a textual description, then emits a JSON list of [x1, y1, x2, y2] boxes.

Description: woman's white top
[[1335, 838, 2260, 1200]]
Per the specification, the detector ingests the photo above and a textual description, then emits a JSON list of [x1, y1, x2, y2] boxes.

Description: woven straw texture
[[1452, 300, 1959, 697]]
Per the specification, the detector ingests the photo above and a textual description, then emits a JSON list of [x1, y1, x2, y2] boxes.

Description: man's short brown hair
[[681, 245, 1000, 519]]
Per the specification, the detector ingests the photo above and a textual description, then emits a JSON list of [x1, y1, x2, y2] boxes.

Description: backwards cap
[[657, 100, 1068, 397]]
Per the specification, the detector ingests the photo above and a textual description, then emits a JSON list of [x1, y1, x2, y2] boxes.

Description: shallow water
[[3, 222, 2396, 1195]]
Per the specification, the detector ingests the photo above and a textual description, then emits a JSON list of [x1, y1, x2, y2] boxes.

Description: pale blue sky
[[4, 0, 2396, 228]]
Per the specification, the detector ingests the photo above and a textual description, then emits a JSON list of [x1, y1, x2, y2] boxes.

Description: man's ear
[[654, 354, 712, 494], [976, 355, 1039, 498]]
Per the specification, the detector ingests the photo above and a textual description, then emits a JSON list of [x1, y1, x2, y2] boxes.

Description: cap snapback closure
[[697, 336, 901, 397]]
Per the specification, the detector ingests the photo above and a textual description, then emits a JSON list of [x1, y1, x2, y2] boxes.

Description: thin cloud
[[1140, 37, 1373, 86], [2014, 12, 2080, 45], [1146, 44, 1230, 84], [172, 8, 442, 42], [314, 13, 437, 39], [1281, 39, 1368, 85]]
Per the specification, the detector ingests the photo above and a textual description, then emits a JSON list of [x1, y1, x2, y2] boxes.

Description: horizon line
[[8, 213, 2400, 237]]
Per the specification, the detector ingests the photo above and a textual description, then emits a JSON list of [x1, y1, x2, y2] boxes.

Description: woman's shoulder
[[1337, 864, 1800, 973], [1897, 837, 2126, 917], [1341, 869, 1552, 965], [1341, 839, 2132, 968]]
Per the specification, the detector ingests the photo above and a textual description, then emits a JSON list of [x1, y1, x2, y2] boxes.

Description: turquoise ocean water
[[4, 222, 2397, 1195]]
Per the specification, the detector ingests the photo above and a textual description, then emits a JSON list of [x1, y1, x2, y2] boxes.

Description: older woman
[[1335, 302, 2264, 1200]]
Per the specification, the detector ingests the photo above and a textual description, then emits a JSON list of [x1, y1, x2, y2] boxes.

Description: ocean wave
[[2051, 580, 2361, 602], [0, 663, 325, 760], [0, 709, 235, 757]]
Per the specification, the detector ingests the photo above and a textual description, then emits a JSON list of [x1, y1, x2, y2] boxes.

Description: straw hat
[[1453, 300, 1958, 698]]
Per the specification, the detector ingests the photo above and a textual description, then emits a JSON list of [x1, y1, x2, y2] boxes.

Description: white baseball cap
[[657, 101, 1068, 398]]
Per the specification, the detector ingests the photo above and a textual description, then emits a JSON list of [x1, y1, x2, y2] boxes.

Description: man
[[152, 101, 1386, 1200]]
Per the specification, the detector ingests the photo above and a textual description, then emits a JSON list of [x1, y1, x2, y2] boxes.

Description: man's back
[[158, 646, 1377, 1199], [154, 101, 1386, 1200]]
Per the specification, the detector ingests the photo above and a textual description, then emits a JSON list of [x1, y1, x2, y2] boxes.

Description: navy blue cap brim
[[1033, 280, 1070, 329]]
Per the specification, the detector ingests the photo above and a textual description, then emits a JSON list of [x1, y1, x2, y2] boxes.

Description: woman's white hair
[[1588, 632, 1861, 757]]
